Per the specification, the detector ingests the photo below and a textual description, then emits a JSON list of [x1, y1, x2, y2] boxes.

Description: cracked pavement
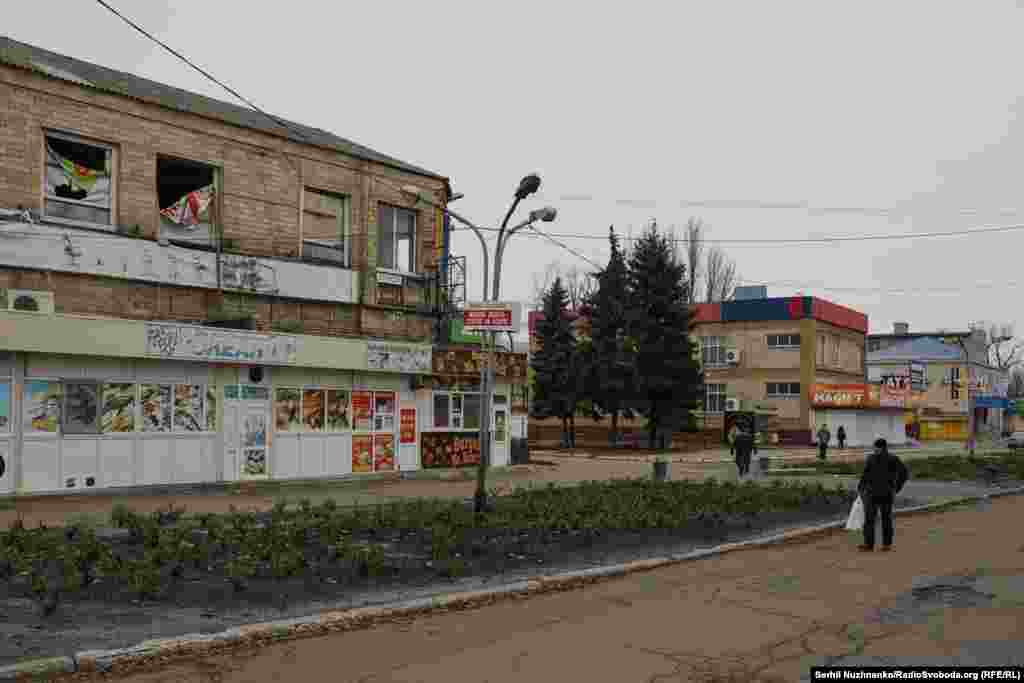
[[57, 493, 1024, 682]]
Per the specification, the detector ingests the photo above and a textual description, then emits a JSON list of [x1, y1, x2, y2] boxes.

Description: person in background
[[837, 425, 847, 450], [857, 438, 909, 552], [733, 427, 754, 478], [817, 424, 831, 460]]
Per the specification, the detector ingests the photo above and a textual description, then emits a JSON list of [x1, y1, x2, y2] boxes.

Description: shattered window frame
[[42, 129, 117, 229]]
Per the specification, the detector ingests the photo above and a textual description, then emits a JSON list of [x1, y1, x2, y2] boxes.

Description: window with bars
[[701, 337, 727, 366], [766, 382, 801, 397], [767, 334, 800, 348], [705, 383, 727, 413]]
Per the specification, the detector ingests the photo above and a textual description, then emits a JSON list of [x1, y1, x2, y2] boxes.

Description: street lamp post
[[402, 178, 557, 513]]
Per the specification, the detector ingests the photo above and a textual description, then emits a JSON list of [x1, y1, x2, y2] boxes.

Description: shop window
[[173, 385, 205, 432], [704, 383, 726, 414], [24, 381, 62, 433], [325, 390, 351, 431], [302, 190, 351, 267], [206, 386, 217, 432], [451, 394, 464, 429], [463, 394, 482, 430], [377, 204, 416, 272], [43, 131, 115, 227], [140, 384, 173, 432], [433, 394, 450, 428], [0, 381, 10, 432], [767, 382, 801, 397], [275, 388, 303, 432], [374, 392, 396, 432], [63, 382, 100, 434], [303, 389, 325, 431], [101, 383, 136, 433], [767, 334, 800, 348], [158, 156, 218, 248]]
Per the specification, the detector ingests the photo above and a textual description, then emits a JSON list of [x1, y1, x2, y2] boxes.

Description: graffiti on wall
[[144, 323, 300, 365], [367, 342, 432, 373]]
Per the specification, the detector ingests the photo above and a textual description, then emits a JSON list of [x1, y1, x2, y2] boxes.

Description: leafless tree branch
[[704, 246, 738, 303]]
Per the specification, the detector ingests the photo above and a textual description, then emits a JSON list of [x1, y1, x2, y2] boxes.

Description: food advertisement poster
[[0, 382, 9, 432], [206, 386, 217, 431], [140, 384, 172, 433], [421, 432, 480, 469], [352, 391, 373, 431], [243, 448, 268, 477], [326, 389, 350, 431], [174, 384, 204, 432], [24, 382, 61, 433], [275, 388, 302, 432], [352, 434, 373, 473], [399, 407, 416, 444], [303, 389, 324, 431], [101, 383, 136, 433], [374, 434, 395, 471]]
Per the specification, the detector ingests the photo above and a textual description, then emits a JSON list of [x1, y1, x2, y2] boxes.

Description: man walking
[[817, 424, 831, 460], [857, 438, 909, 552], [733, 428, 754, 478], [836, 425, 847, 450]]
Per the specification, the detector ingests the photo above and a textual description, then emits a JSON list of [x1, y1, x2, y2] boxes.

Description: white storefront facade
[[0, 310, 503, 495]]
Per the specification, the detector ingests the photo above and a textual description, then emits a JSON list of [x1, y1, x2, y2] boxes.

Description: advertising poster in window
[[243, 411, 267, 448], [399, 407, 416, 444], [421, 432, 480, 469], [21, 382, 54, 434], [303, 389, 324, 431], [206, 386, 217, 431], [140, 384, 172, 432], [373, 392, 396, 432], [174, 384, 204, 432], [102, 383, 136, 433], [352, 434, 372, 473], [374, 434, 395, 471], [352, 391, 373, 431], [0, 382, 9, 432], [275, 388, 302, 432], [64, 383, 99, 434], [326, 390, 350, 431], [243, 448, 267, 477]]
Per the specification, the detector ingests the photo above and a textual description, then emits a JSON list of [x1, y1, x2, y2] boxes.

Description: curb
[[7, 485, 1024, 680]]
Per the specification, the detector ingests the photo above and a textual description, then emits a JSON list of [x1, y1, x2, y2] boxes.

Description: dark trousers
[[863, 494, 894, 548], [838, 438, 845, 449], [735, 447, 752, 475], [818, 444, 828, 460]]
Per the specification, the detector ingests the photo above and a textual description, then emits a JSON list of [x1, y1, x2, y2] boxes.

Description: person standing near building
[[836, 425, 847, 450], [817, 424, 831, 460], [857, 438, 909, 552], [733, 427, 754, 478]]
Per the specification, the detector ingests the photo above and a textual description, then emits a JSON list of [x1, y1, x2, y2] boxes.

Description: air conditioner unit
[[6, 289, 54, 315], [725, 348, 740, 365], [724, 397, 740, 412]]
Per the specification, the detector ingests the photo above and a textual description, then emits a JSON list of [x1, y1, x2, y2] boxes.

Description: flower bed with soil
[[0, 478, 861, 666]]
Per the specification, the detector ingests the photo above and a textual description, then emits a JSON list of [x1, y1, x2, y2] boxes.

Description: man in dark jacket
[[733, 428, 755, 477], [857, 438, 909, 552], [836, 425, 847, 450]]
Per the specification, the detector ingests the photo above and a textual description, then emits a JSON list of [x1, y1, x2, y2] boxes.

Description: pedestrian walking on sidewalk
[[857, 438, 909, 552], [817, 425, 831, 460], [837, 425, 846, 450], [733, 428, 754, 478]]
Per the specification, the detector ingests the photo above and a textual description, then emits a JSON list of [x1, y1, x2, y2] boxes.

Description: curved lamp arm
[[492, 216, 535, 302], [447, 209, 490, 303]]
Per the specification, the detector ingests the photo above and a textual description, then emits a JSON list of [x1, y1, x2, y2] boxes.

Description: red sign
[[811, 383, 870, 408], [374, 434, 395, 471], [351, 391, 372, 431], [463, 308, 513, 329], [351, 435, 372, 473], [400, 408, 416, 444]]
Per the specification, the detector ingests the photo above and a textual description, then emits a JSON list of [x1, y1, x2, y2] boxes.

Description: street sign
[[463, 302, 521, 333]]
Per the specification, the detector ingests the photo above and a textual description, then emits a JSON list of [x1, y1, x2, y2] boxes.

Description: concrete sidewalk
[[64, 491, 1024, 682]]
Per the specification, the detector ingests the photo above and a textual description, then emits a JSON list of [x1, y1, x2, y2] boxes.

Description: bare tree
[[985, 322, 1024, 371], [704, 245, 738, 303], [681, 218, 705, 304], [529, 260, 595, 310]]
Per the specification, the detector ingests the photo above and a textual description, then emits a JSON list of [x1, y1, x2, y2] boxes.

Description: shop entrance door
[[492, 405, 509, 467], [223, 384, 271, 481]]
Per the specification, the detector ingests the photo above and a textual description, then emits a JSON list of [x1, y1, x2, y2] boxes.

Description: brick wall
[[0, 62, 446, 343]]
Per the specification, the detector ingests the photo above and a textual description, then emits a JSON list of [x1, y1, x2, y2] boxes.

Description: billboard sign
[[811, 383, 870, 408], [463, 302, 521, 333]]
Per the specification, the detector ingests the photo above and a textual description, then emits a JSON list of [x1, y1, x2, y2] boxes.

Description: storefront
[[420, 347, 528, 469], [809, 383, 907, 447], [0, 311, 434, 495]]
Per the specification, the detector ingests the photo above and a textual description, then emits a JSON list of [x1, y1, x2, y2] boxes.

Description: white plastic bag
[[845, 495, 865, 531]]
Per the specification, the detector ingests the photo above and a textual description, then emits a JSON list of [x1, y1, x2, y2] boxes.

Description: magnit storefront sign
[[811, 383, 870, 409]]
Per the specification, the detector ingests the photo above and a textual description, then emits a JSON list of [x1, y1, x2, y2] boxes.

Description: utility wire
[[525, 225, 602, 269]]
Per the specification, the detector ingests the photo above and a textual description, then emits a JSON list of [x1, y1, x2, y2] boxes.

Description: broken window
[[44, 132, 114, 227], [158, 156, 218, 247], [377, 204, 416, 272], [302, 190, 350, 266]]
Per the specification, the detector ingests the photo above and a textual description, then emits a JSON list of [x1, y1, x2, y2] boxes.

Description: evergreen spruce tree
[[625, 224, 702, 449], [531, 277, 578, 447], [586, 227, 634, 446]]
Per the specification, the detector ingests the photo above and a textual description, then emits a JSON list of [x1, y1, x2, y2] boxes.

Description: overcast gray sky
[[6, 1, 1024, 337]]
